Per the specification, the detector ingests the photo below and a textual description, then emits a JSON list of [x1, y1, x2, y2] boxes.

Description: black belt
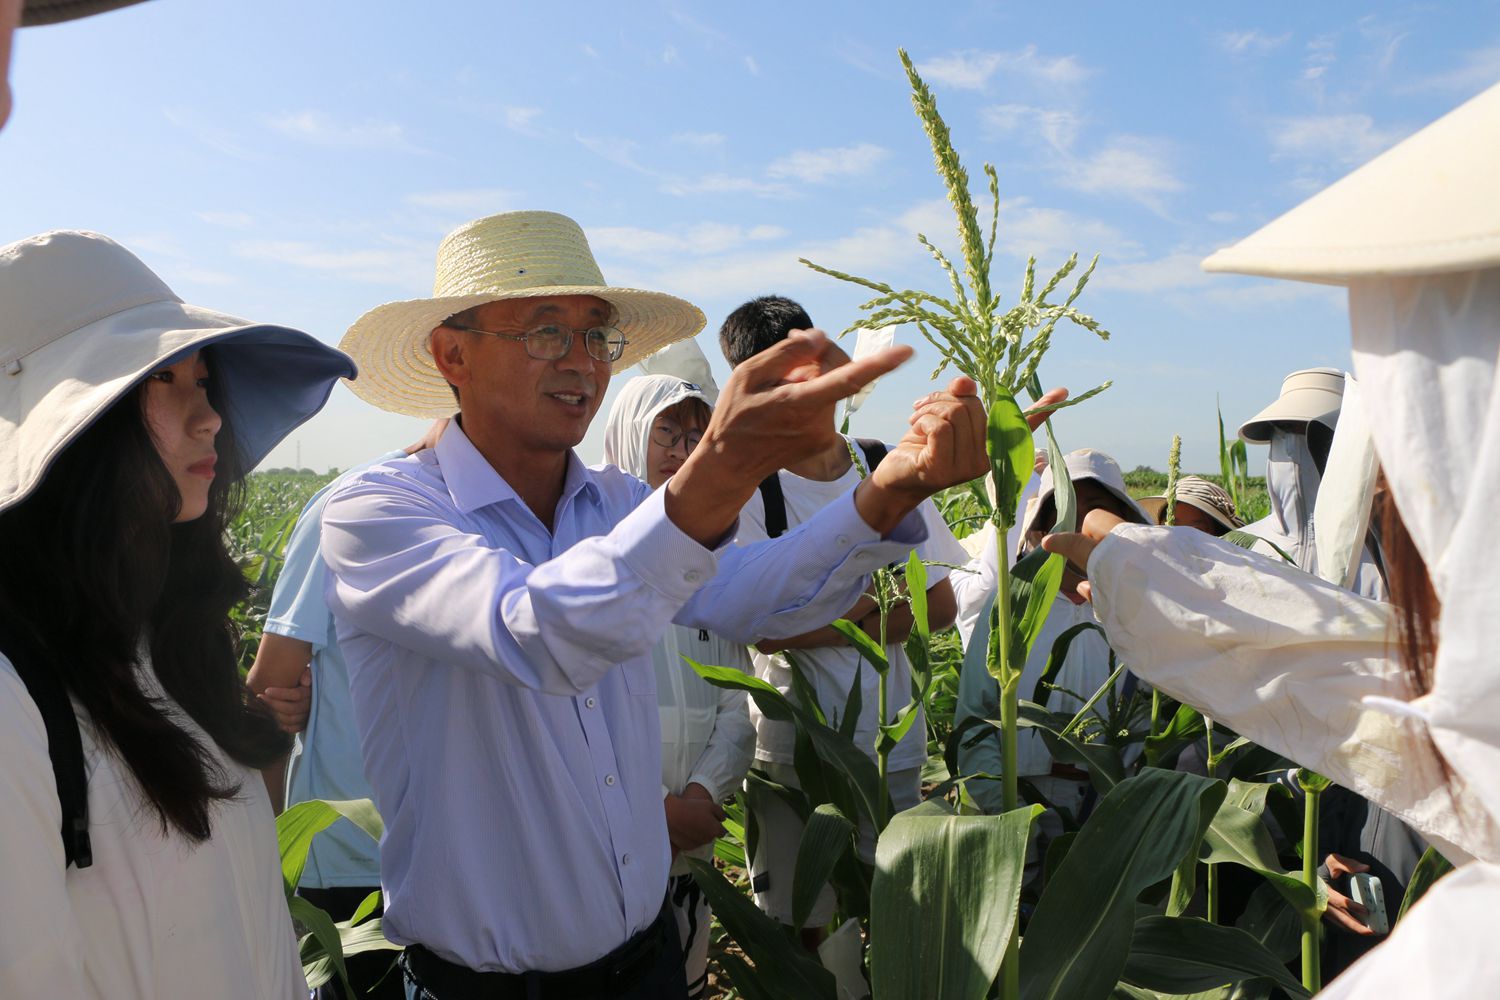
[[400, 899, 674, 999]]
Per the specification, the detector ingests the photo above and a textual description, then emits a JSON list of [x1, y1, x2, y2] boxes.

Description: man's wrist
[[853, 478, 924, 536]]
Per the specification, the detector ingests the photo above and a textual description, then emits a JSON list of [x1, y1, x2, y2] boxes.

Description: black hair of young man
[[719, 294, 814, 368]]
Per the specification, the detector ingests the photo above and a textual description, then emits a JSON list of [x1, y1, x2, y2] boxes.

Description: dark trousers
[[400, 904, 687, 1000], [300, 885, 404, 1000]]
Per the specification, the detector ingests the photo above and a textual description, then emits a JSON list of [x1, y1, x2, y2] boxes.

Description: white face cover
[[1349, 266, 1500, 829]]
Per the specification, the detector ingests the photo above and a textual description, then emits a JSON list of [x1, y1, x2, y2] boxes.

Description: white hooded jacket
[[1093, 82, 1500, 997], [601, 374, 756, 874]]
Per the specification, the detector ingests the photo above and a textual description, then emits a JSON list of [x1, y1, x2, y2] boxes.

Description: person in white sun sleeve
[[1043, 82, 1500, 998], [601, 369, 756, 1000]]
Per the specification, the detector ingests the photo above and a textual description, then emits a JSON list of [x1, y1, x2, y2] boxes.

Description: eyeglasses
[[444, 322, 629, 364], [650, 423, 703, 453]]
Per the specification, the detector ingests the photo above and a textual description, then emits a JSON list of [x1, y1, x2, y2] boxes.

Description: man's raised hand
[[664, 328, 912, 546]]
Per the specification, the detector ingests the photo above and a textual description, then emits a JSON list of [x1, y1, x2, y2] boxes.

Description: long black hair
[[0, 350, 290, 841]]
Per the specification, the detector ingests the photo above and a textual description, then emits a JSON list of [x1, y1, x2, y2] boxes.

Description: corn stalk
[[803, 48, 1112, 1000]]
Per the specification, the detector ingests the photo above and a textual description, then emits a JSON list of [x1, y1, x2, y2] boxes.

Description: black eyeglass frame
[[442, 321, 630, 364]]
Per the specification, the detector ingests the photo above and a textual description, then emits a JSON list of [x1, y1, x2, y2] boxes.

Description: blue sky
[[5, 1, 1498, 474]]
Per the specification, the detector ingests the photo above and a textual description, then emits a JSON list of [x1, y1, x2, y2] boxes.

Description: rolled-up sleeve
[[322, 477, 717, 697]]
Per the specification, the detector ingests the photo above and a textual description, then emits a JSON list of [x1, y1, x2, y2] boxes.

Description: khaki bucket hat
[[1238, 367, 1345, 444], [339, 211, 707, 419], [0, 230, 355, 513], [1203, 81, 1500, 283], [1137, 476, 1246, 533]]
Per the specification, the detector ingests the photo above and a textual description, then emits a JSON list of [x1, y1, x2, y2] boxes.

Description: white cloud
[[195, 210, 255, 229], [1270, 114, 1407, 166], [662, 45, 680, 64], [581, 43, 598, 58], [265, 111, 420, 151], [1063, 137, 1183, 206], [590, 222, 786, 258], [658, 173, 792, 198], [1207, 211, 1238, 224], [1400, 42, 1500, 94], [1219, 30, 1290, 56], [915, 45, 1091, 91], [766, 143, 889, 183], [1091, 252, 1214, 294], [744, 55, 760, 75], [404, 189, 516, 214], [503, 106, 543, 135], [234, 239, 431, 285], [671, 131, 727, 147], [575, 133, 656, 175], [981, 103, 1081, 151]]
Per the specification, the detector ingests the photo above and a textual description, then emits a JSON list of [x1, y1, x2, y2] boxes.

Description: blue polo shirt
[[265, 454, 400, 889]]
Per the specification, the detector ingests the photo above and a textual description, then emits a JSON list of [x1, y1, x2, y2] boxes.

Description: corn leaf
[[277, 798, 383, 899], [1397, 845, 1455, 921], [870, 803, 1041, 1000], [1120, 916, 1310, 999], [988, 392, 1034, 524], [685, 857, 837, 999], [792, 803, 858, 929], [1020, 769, 1227, 1000], [290, 895, 351, 995]]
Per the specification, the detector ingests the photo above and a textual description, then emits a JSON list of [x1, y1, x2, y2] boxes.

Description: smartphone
[[1349, 872, 1390, 935]]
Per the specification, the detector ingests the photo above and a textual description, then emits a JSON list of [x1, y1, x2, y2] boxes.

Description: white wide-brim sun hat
[[1203, 82, 1500, 283], [1238, 367, 1345, 444], [339, 211, 707, 419], [1021, 448, 1152, 539], [1, 230, 355, 513]]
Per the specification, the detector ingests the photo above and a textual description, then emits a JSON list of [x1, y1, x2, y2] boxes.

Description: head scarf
[[601, 374, 713, 482]]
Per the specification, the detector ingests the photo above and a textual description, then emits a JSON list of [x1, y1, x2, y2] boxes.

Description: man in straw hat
[[321, 210, 1053, 998]]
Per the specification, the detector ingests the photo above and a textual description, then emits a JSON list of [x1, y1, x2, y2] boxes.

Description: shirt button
[[585, 697, 597, 709], [605, 774, 616, 786], [622, 853, 632, 866], [684, 569, 702, 584], [836, 534, 850, 546]]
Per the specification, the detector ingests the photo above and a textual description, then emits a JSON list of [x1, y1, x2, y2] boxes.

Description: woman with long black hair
[[0, 230, 354, 998]]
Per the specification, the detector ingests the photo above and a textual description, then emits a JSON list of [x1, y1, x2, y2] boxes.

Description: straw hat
[[0, 230, 355, 513], [1137, 476, 1246, 533], [339, 211, 707, 418], [1203, 81, 1500, 283], [21, 0, 148, 26], [1238, 367, 1344, 444]]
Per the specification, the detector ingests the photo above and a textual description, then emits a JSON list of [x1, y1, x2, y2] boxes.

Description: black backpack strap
[[855, 438, 888, 473], [757, 472, 788, 539], [0, 624, 92, 869]]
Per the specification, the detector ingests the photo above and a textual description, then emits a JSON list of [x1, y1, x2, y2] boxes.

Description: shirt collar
[[435, 420, 600, 516]]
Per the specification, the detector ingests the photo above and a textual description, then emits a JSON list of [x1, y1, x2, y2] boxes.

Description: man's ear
[[430, 325, 469, 392]]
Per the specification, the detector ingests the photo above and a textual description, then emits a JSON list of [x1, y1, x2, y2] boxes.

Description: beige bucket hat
[[1238, 367, 1345, 444], [1137, 475, 1246, 533], [1203, 81, 1500, 283], [1, 230, 355, 513], [339, 211, 707, 418]]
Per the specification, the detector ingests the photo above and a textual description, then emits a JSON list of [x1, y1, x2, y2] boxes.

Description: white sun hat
[[1202, 81, 1500, 283], [339, 211, 707, 419], [1021, 448, 1151, 540], [0, 230, 355, 513], [1237, 367, 1345, 444]]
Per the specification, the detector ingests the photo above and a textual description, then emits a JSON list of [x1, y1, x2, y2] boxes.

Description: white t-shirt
[[0, 653, 306, 999], [736, 446, 969, 771]]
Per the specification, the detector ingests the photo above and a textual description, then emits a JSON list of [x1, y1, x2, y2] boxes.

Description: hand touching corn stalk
[[803, 49, 1114, 1000]]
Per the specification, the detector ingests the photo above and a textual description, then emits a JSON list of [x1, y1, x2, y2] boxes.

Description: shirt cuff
[[804, 487, 931, 569], [685, 773, 722, 802], [614, 488, 721, 605], [263, 617, 324, 647]]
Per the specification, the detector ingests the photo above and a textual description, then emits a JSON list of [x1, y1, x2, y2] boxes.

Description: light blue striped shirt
[[320, 421, 925, 973]]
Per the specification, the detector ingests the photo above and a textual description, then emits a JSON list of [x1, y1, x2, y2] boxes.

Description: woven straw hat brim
[[21, 0, 148, 26], [339, 286, 706, 419], [1137, 495, 1244, 533], [1, 298, 354, 513]]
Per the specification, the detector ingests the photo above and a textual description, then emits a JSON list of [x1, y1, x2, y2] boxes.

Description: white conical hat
[[339, 211, 706, 419], [1203, 81, 1500, 284]]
